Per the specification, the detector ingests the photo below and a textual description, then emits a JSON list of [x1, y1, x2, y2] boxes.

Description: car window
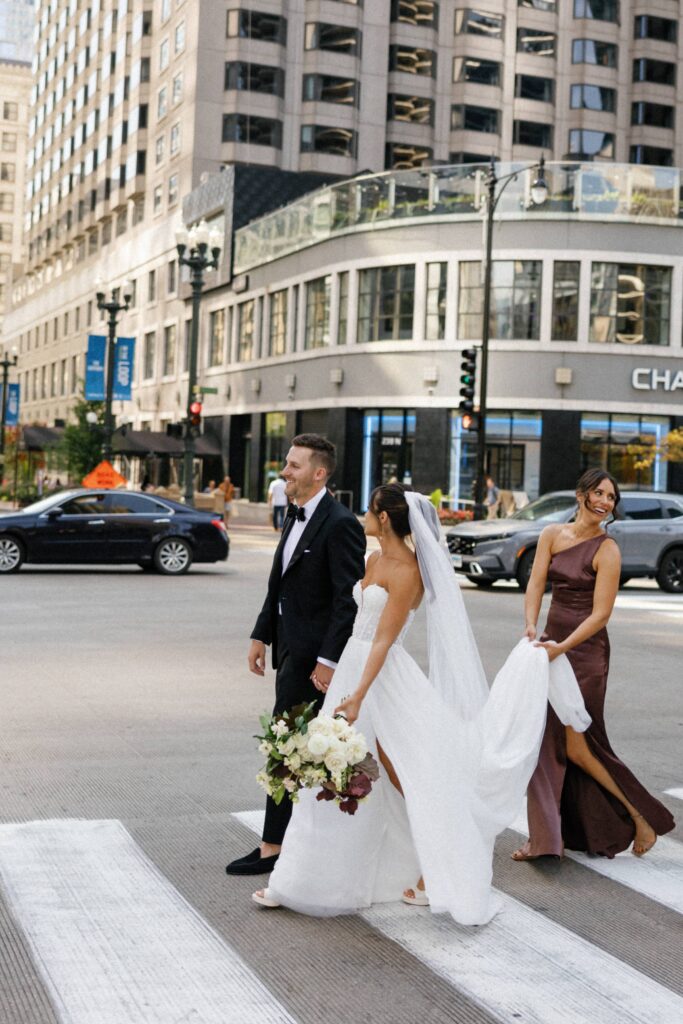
[[104, 494, 170, 514], [59, 495, 108, 515], [512, 496, 576, 521], [620, 497, 663, 521], [665, 504, 683, 519]]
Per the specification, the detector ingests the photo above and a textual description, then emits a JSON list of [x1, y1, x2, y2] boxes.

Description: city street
[[1, 524, 682, 1024]]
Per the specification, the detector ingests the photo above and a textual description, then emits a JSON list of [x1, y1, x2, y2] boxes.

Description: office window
[[630, 145, 674, 167], [227, 10, 287, 44], [143, 331, 156, 378], [455, 10, 503, 38], [208, 309, 225, 366], [387, 94, 434, 124], [517, 28, 556, 56], [574, 0, 619, 22], [581, 413, 670, 490], [552, 262, 580, 341], [385, 142, 433, 169], [168, 173, 178, 205], [633, 59, 676, 86], [425, 262, 447, 341], [167, 260, 177, 294], [303, 75, 359, 106], [159, 38, 169, 71], [304, 277, 331, 349], [153, 183, 163, 211], [1, 133, 17, 152], [570, 84, 616, 112], [172, 73, 183, 104], [515, 74, 554, 103], [458, 261, 542, 340], [268, 289, 288, 356], [2, 102, 18, 120], [568, 128, 614, 159], [148, 268, 156, 302], [305, 23, 361, 56], [518, 0, 555, 9], [631, 103, 674, 129], [572, 39, 617, 66], [513, 120, 553, 147], [389, 45, 436, 76], [358, 266, 415, 342], [170, 123, 181, 154], [157, 87, 167, 119], [0, 163, 15, 181], [163, 324, 176, 375], [454, 57, 500, 86], [301, 125, 357, 157], [391, 0, 439, 28], [225, 62, 285, 96], [237, 299, 255, 361], [451, 105, 500, 133], [634, 16, 677, 43], [222, 114, 283, 147], [175, 21, 185, 53], [155, 134, 165, 164], [338, 272, 349, 345], [590, 263, 671, 345]]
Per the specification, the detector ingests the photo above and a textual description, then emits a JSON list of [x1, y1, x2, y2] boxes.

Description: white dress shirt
[[281, 486, 337, 669]]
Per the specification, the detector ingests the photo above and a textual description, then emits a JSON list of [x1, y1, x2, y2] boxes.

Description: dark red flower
[[339, 798, 359, 815], [346, 772, 372, 798]]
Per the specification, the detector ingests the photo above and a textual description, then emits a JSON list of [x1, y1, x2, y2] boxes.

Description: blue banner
[[5, 382, 19, 425], [85, 334, 106, 400], [113, 337, 135, 401]]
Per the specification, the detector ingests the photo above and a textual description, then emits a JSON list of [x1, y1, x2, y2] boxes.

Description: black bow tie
[[286, 504, 306, 522]]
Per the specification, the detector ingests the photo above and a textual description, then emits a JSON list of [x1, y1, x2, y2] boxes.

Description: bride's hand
[[334, 693, 363, 725], [524, 624, 537, 641], [534, 640, 563, 662]]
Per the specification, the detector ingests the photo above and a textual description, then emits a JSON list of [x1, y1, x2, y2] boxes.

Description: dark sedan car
[[0, 489, 229, 575]]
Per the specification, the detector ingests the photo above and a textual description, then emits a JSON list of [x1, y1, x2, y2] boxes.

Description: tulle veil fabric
[[265, 493, 590, 926]]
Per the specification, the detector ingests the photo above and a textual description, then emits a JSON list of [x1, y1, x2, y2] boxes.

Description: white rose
[[307, 732, 331, 758], [278, 737, 296, 756], [346, 738, 367, 764], [294, 732, 309, 751], [273, 719, 289, 738], [324, 750, 349, 775]]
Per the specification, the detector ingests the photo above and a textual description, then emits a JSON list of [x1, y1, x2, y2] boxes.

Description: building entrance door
[[361, 409, 416, 510]]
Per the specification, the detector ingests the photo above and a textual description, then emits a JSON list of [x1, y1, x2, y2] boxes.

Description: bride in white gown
[[253, 485, 589, 926]]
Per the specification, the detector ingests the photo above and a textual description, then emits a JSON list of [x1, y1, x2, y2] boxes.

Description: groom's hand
[[311, 662, 334, 692], [248, 640, 267, 676]]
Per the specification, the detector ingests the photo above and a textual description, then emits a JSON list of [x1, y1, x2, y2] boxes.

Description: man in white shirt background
[[267, 473, 288, 531]]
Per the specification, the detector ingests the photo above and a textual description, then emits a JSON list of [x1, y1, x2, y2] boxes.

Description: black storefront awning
[[22, 426, 65, 450], [112, 428, 222, 457]]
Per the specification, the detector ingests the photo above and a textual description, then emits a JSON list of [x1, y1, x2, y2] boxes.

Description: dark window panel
[[300, 124, 358, 157], [631, 102, 674, 129], [518, 0, 556, 9], [224, 61, 285, 96], [570, 83, 616, 112], [449, 151, 494, 163], [517, 27, 556, 56], [632, 58, 676, 86], [305, 22, 361, 55], [568, 128, 614, 158], [226, 9, 287, 44], [552, 261, 580, 341], [590, 263, 671, 345], [633, 16, 677, 43], [222, 113, 283, 147], [574, 0, 619, 23], [629, 145, 674, 166], [451, 104, 500, 133], [513, 120, 553, 147], [303, 74, 359, 106], [454, 57, 501, 86], [515, 74, 554, 102], [572, 38, 618, 66], [455, 9, 504, 37]]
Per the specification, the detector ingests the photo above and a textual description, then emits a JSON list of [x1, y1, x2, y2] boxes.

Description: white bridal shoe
[[252, 888, 281, 908]]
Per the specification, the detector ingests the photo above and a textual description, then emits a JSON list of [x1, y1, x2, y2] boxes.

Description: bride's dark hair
[[369, 483, 412, 538]]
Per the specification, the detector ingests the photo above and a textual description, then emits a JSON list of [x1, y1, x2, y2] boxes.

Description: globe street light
[[473, 156, 547, 519], [95, 278, 133, 463], [175, 220, 222, 506], [0, 345, 19, 464]]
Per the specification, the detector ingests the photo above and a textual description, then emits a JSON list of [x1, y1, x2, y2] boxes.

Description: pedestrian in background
[[485, 475, 500, 519], [215, 475, 235, 526], [268, 473, 288, 531]]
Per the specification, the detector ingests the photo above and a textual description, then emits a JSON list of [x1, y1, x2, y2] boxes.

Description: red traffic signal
[[461, 412, 479, 432], [189, 400, 202, 429]]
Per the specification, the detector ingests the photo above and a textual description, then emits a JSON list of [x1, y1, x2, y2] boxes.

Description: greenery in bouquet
[[255, 702, 379, 815]]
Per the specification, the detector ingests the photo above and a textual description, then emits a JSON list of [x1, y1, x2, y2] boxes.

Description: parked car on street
[[0, 489, 229, 575], [446, 490, 683, 593]]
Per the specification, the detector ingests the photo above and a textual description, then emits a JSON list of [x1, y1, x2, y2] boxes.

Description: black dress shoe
[[225, 847, 261, 872], [225, 852, 280, 876]]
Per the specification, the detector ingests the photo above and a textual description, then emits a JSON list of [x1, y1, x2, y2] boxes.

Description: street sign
[[200, 386, 218, 395], [82, 461, 127, 489]]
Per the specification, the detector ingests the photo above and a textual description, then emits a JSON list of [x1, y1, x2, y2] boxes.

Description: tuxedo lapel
[[282, 492, 333, 576], [272, 515, 294, 576]]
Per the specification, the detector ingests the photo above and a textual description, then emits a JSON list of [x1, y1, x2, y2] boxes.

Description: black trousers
[[262, 617, 323, 845]]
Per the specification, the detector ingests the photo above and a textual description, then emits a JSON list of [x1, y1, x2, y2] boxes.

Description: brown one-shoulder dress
[[525, 533, 675, 858]]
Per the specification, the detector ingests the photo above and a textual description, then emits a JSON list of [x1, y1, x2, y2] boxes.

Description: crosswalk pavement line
[[510, 806, 683, 915], [614, 595, 683, 616], [233, 809, 683, 1024], [664, 788, 683, 802], [0, 819, 297, 1024]]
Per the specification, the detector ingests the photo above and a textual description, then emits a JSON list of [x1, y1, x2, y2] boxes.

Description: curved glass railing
[[233, 161, 681, 274]]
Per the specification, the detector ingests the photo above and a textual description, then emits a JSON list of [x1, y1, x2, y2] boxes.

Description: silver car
[[446, 490, 683, 593]]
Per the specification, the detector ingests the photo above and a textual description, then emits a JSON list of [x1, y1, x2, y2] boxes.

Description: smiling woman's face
[[577, 476, 617, 523]]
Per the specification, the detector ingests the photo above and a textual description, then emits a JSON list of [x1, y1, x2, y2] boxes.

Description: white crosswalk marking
[[614, 594, 683, 619], [0, 819, 297, 1024], [664, 788, 683, 802], [234, 809, 683, 1024]]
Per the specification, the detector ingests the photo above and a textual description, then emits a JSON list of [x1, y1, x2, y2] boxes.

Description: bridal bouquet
[[255, 702, 379, 815]]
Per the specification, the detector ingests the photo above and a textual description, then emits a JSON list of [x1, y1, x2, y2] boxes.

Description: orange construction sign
[[82, 461, 128, 489]]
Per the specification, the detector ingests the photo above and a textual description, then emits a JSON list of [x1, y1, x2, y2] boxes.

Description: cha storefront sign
[[632, 367, 683, 392]]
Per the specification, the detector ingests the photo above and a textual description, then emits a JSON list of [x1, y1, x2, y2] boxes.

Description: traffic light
[[461, 411, 479, 432], [459, 348, 477, 415], [189, 400, 203, 436]]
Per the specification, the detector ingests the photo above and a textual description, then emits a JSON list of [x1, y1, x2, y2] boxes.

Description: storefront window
[[458, 261, 542, 340], [590, 263, 671, 345], [449, 411, 542, 506], [425, 262, 447, 340], [208, 309, 225, 366], [551, 261, 580, 341], [305, 276, 331, 349], [268, 289, 287, 356], [361, 409, 416, 510], [237, 299, 255, 361], [581, 413, 670, 489], [358, 265, 415, 342], [262, 411, 288, 499]]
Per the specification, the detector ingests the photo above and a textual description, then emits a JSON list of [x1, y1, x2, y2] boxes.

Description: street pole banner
[[5, 383, 20, 425], [113, 337, 135, 401], [85, 335, 106, 400]]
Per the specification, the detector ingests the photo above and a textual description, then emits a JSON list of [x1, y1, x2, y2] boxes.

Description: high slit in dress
[[525, 533, 675, 858]]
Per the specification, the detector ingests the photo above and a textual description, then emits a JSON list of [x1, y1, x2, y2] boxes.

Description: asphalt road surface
[[0, 524, 681, 1024]]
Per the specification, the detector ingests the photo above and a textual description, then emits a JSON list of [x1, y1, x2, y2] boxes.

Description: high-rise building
[[0, 0, 35, 64], [0, 59, 31, 337]]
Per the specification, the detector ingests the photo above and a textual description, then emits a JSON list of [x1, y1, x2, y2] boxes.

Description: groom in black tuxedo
[[226, 433, 366, 875]]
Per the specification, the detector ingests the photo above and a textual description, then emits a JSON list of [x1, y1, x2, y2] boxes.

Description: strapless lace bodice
[[351, 581, 415, 645]]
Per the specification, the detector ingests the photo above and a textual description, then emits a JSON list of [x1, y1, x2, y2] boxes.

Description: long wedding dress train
[[266, 580, 590, 926]]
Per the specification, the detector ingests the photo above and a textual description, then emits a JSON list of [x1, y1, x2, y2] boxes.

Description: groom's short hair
[[292, 433, 336, 478]]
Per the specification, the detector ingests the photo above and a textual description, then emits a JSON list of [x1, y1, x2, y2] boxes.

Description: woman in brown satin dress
[[512, 469, 675, 861]]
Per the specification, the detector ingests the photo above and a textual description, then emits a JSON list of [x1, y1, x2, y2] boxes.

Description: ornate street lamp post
[[95, 279, 132, 462], [175, 220, 222, 507], [473, 156, 548, 519], [0, 345, 18, 464]]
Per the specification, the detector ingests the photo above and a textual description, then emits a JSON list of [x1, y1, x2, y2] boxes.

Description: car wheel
[[468, 576, 496, 589], [0, 536, 25, 573], [515, 549, 536, 592], [153, 537, 193, 575], [656, 549, 683, 593]]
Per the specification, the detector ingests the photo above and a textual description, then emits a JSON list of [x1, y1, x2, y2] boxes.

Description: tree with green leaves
[[59, 387, 105, 482]]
